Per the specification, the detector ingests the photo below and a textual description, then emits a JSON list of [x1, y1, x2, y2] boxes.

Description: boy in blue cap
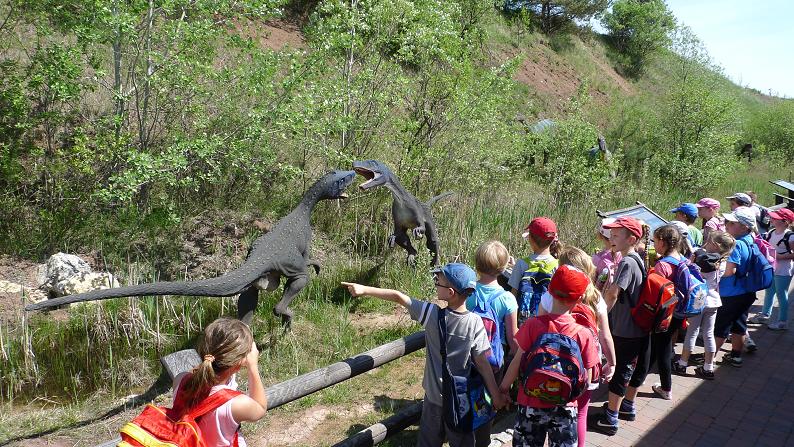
[[342, 263, 506, 447], [671, 203, 703, 248]]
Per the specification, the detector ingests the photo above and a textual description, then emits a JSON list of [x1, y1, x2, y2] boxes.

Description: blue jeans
[[762, 275, 793, 322]]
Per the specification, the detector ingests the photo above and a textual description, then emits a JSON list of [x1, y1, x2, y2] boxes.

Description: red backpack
[[625, 253, 677, 334], [520, 316, 588, 405], [120, 386, 242, 447]]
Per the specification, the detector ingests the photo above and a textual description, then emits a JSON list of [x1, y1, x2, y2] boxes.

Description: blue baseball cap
[[670, 203, 698, 219], [431, 263, 477, 295]]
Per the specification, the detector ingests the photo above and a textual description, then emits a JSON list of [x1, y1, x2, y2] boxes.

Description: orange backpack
[[119, 387, 242, 447], [625, 253, 677, 334]]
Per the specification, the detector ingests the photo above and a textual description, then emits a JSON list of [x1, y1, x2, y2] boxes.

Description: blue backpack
[[470, 295, 505, 371], [517, 257, 557, 325], [733, 239, 774, 293], [659, 256, 709, 317]]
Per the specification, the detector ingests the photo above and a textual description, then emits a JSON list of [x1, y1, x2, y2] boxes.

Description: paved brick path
[[493, 296, 794, 447]]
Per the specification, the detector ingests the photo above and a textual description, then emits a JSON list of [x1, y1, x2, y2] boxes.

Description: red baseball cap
[[548, 265, 590, 303], [602, 216, 643, 239], [522, 217, 558, 240], [769, 208, 794, 223]]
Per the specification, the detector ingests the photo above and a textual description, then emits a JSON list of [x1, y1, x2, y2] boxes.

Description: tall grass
[[1, 161, 787, 441]]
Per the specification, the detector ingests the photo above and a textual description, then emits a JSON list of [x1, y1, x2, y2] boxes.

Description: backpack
[[519, 317, 588, 406], [517, 257, 558, 325], [120, 385, 242, 447], [469, 294, 505, 370], [437, 308, 495, 432], [733, 238, 774, 293], [625, 253, 677, 334], [659, 256, 709, 317], [754, 234, 777, 269], [764, 229, 794, 270]]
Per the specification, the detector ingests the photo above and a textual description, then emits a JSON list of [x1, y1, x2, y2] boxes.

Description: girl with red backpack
[[172, 318, 267, 446], [121, 318, 266, 447], [538, 246, 616, 447]]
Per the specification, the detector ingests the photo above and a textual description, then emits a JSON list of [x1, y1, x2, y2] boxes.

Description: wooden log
[[266, 331, 426, 409], [161, 348, 202, 380], [331, 402, 422, 447]]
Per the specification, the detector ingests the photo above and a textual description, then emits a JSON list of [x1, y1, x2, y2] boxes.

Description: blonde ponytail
[[558, 246, 600, 324]]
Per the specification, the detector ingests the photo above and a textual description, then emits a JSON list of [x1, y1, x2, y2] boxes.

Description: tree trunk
[[112, 0, 124, 142]]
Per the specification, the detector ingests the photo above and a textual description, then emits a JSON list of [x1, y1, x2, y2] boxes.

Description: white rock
[[43, 253, 92, 293], [56, 271, 120, 297]]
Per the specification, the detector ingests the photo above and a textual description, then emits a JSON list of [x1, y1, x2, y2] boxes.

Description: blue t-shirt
[[719, 233, 753, 297], [466, 282, 518, 346]]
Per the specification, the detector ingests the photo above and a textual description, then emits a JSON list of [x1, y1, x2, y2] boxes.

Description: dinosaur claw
[[406, 254, 417, 268], [388, 234, 396, 248]]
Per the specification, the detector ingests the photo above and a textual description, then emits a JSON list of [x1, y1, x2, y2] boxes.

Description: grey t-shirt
[[408, 298, 491, 406], [609, 253, 647, 338]]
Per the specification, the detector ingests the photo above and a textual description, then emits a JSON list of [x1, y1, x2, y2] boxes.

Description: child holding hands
[[501, 265, 599, 447], [342, 263, 506, 447]]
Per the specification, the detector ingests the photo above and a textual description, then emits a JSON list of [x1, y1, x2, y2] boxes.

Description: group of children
[[150, 192, 793, 447]]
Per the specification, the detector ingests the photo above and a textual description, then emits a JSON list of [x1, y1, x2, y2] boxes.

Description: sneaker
[[768, 321, 788, 331], [652, 384, 672, 400], [748, 314, 770, 324], [694, 366, 715, 380], [588, 412, 618, 436], [672, 362, 687, 375], [722, 352, 743, 367], [745, 335, 758, 353], [602, 402, 635, 421]]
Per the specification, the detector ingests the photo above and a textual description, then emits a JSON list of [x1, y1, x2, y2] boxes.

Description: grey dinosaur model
[[352, 160, 452, 266], [26, 170, 357, 328]]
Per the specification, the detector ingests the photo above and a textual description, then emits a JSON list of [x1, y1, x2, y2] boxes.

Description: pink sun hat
[[695, 198, 720, 210]]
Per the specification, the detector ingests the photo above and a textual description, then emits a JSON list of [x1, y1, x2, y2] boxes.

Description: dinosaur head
[[317, 170, 356, 200], [352, 160, 391, 190]]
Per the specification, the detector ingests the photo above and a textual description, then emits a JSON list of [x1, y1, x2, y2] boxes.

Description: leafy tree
[[504, 0, 610, 34], [602, 0, 675, 76], [647, 27, 739, 191]]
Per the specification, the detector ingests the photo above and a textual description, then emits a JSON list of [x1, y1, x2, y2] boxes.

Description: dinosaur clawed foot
[[273, 307, 294, 331], [387, 234, 396, 248], [406, 254, 417, 268], [412, 228, 425, 240]]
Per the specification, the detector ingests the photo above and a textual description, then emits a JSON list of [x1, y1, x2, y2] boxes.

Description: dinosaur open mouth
[[353, 167, 380, 190]]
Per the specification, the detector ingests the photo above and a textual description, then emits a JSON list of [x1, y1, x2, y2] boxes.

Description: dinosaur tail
[[25, 267, 261, 312], [425, 191, 455, 207]]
